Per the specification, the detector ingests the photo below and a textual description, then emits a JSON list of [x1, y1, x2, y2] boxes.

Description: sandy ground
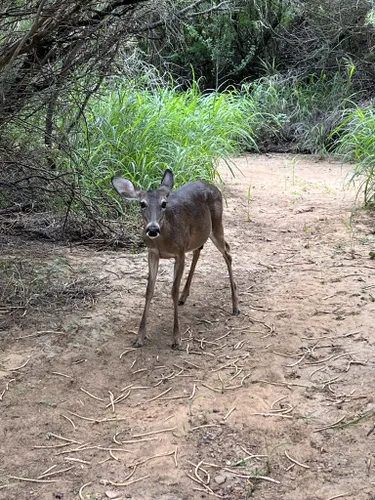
[[1, 154, 375, 500]]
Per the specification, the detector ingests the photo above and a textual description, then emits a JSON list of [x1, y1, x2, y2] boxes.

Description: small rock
[[214, 474, 227, 485], [295, 206, 314, 214], [203, 432, 215, 441], [105, 490, 120, 499]]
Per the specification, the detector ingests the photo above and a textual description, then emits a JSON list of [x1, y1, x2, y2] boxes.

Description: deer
[[112, 169, 239, 349]]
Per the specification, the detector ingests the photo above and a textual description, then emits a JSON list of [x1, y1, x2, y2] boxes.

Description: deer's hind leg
[[178, 246, 202, 306], [210, 220, 239, 315]]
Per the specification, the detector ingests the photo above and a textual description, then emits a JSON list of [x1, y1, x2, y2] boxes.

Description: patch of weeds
[[65, 321, 81, 333], [230, 457, 256, 467], [322, 184, 337, 195], [284, 158, 305, 194], [247, 186, 252, 222], [333, 106, 375, 206], [39, 399, 57, 408], [333, 242, 346, 255], [75, 487, 99, 500], [333, 411, 374, 430], [227, 451, 272, 485], [0, 257, 107, 313], [245, 480, 257, 498], [359, 235, 375, 245], [289, 158, 298, 186]]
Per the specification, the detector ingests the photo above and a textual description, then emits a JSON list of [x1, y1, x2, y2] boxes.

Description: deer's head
[[112, 169, 174, 239]]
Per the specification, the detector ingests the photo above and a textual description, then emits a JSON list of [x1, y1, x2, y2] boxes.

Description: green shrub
[[68, 79, 257, 216], [333, 106, 375, 205], [241, 72, 355, 153], [2, 70, 368, 234]]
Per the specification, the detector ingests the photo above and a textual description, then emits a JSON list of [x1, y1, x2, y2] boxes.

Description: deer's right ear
[[112, 177, 140, 200]]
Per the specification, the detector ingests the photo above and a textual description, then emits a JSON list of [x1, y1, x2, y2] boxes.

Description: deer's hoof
[[178, 299, 185, 306], [171, 342, 183, 350], [133, 340, 144, 348], [232, 308, 240, 316]]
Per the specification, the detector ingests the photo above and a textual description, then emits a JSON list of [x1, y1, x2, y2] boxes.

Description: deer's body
[[113, 170, 239, 348]]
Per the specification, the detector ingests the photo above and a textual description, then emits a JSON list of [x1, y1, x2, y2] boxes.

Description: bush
[[241, 72, 355, 153], [66, 79, 258, 216], [333, 106, 375, 205], [1, 70, 369, 245]]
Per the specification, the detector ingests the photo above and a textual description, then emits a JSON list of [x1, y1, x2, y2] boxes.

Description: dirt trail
[[1, 154, 375, 500]]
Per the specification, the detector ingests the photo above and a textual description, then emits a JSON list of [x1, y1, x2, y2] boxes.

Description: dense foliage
[[1, 0, 375, 245], [63, 80, 257, 217], [334, 107, 375, 205], [145, 0, 375, 90]]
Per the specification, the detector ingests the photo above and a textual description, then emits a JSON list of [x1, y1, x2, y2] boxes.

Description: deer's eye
[[140, 200, 147, 209], [161, 200, 167, 209]]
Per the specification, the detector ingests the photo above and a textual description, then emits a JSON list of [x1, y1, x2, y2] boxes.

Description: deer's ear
[[161, 169, 174, 191], [112, 177, 140, 200]]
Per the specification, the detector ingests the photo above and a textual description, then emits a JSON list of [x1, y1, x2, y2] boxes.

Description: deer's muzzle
[[146, 223, 160, 238]]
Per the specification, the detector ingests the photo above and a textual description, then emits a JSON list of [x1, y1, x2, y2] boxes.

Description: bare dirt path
[[1, 154, 375, 500]]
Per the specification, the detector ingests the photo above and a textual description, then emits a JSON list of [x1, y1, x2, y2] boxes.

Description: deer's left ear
[[161, 169, 174, 191]]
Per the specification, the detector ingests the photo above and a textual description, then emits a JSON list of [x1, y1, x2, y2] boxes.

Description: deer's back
[[169, 180, 221, 208], [167, 181, 222, 252]]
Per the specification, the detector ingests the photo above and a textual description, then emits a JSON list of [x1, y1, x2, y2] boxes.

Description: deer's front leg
[[135, 249, 159, 347], [171, 253, 185, 349]]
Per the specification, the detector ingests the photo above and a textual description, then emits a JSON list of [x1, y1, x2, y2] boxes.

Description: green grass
[[332, 412, 374, 430], [332, 106, 375, 205], [67, 79, 258, 216], [64, 73, 358, 218], [240, 71, 355, 154], [3, 70, 374, 232]]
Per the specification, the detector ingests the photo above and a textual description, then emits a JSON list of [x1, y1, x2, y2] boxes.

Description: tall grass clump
[[69, 79, 258, 215], [333, 106, 375, 205], [241, 71, 356, 153]]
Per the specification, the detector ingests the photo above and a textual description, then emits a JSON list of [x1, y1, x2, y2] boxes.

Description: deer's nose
[[146, 223, 160, 238]]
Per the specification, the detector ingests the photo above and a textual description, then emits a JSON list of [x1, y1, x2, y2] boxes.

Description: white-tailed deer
[[112, 169, 239, 348]]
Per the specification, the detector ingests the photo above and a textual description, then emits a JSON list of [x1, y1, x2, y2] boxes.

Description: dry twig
[[132, 450, 176, 468], [0, 378, 15, 401], [9, 357, 30, 371], [107, 475, 150, 487], [314, 415, 346, 432], [9, 475, 57, 483], [132, 427, 177, 438], [61, 414, 76, 430], [139, 387, 172, 404], [284, 450, 310, 469], [106, 467, 137, 485], [38, 466, 75, 479], [223, 407, 236, 421], [52, 371, 73, 379], [80, 387, 104, 402], [64, 457, 91, 464], [48, 433, 80, 444], [15, 330, 65, 340], [79, 482, 92, 500]]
